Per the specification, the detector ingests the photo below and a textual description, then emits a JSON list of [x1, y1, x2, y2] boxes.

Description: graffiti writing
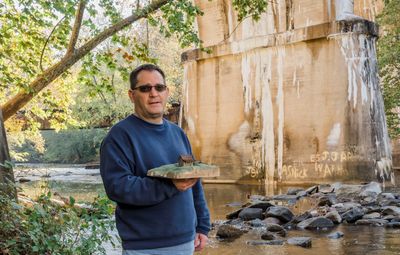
[[310, 150, 356, 163], [282, 164, 308, 179]]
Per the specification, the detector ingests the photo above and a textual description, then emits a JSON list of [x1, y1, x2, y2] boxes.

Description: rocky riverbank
[[214, 182, 400, 248], [14, 164, 102, 183]]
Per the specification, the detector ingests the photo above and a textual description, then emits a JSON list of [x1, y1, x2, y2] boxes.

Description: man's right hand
[[172, 178, 198, 191]]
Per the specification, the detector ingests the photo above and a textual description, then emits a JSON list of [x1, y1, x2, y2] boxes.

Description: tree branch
[[1, 0, 170, 121], [66, 0, 87, 55], [40, 15, 66, 71]]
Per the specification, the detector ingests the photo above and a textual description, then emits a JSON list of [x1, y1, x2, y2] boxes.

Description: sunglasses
[[132, 84, 167, 93]]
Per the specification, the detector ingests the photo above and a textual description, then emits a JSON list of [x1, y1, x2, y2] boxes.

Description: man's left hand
[[194, 233, 208, 252]]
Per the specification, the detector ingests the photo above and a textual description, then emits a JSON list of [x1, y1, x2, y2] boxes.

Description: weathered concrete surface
[[392, 139, 400, 169], [181, 0, 391, 184], [191, 0, 383, 48]]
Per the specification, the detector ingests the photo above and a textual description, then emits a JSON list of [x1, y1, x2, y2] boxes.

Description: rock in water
[[355, 219, 388, 227], [226, 208, 243, 219], [297, 216, 334, 229], [362, 212, 381, 219], [342, 207, 365, 223], [319, 184, 334, 193], [381, 206, 400, 216], [318, 196, 334, 206], [292, 211, 312, 223], [265, 206, 294, 223], [327, 231, 344, 239], [360, 182, 382, 197], [305, 185, 318, 195], [265, 223, 285, 232], [246, 240, 284, 246], [249, 218, 265, 227], [216, 225, 245, 239], [287, 187, 304, 195], [263, 217, 283, 225], [261, 231, 275, 240], [288, 237, 312, 248], [238, 208, 263, 221], [325, 211, 342, 224], [248, 202, 274, 211]]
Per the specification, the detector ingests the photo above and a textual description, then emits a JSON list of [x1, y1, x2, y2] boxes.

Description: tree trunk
[[0, 109, 17, 200]]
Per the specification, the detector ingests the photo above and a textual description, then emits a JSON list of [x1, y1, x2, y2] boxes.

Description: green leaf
[[69, 196, 75, 206]]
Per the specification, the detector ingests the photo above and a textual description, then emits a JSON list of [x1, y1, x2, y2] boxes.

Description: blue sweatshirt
[[100, 114, 210, 250]]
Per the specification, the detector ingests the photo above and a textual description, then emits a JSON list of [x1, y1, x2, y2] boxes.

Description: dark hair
[[129, 64, 166, 89]]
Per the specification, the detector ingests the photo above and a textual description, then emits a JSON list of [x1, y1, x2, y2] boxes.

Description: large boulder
[[360, 182, 382, 197], [341, 207, 365, 223], [297, 216, 334, 229], [238, 208, 264, 221], [265, 206, 294, 223], [332, 202, 362, 214], [335, 182, 381, 202], [248, 202, 274, 211]]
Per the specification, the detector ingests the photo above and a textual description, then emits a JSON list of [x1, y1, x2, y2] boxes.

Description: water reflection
[[19, 181, 400, 255]]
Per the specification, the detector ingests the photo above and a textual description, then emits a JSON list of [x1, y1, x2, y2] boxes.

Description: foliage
[[10, 129, 107, 163], [0, 0, 188, 130], [377, 0, 400, 138], [0, 160, 15, 169], [0, 0, 79, 126], [1, 0, 270, 161], [0, 0, 270, 126], [0, 187, 116, 255], [153, 1, 204, 49], [232, 0, 268, 22]]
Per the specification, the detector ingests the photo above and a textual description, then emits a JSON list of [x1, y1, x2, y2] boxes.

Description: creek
[[16, 164, 400, 255]]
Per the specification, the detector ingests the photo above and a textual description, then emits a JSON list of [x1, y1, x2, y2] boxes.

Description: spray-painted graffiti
[[309, 150, 356, 178], [313, 163, 348, 178], [310, 151, 355, 163], [245, 160, 264, 178], [282, 162, 308, 179], [281, 149, 364, 179]]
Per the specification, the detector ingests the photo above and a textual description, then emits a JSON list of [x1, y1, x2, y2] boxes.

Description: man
[[100, 64, 210, 255]]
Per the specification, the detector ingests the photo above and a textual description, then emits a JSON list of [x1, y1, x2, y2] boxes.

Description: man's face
[[128, 70, 169, 124]]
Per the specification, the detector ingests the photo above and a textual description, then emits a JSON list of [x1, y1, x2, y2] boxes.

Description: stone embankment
[[215, 182, 400, 248]]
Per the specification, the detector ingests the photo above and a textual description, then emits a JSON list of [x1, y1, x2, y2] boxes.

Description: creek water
[[17, 165, 400, 255]]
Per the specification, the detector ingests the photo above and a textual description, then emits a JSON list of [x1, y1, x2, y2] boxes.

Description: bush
[[9, 128, 108, 164], [0, 187, 116, 255]]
